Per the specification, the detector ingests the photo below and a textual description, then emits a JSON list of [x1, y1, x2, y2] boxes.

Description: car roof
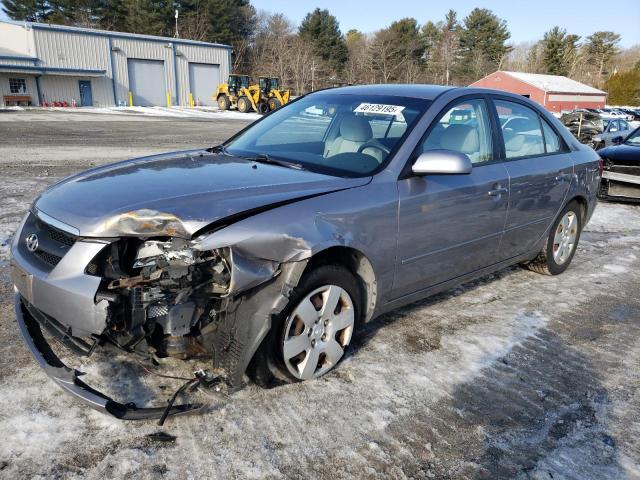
[[313, 84, 456, 100]]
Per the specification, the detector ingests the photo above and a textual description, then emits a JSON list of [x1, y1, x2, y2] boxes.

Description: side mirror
[[612, 136, 623, 145], [412, 150, 472, 176]]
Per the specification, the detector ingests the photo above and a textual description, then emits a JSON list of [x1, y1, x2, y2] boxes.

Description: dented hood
[[34, 150, 371, 238]]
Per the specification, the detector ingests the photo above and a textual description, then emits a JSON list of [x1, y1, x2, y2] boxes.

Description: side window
[[541, 119, 562, 153], [495, 100, 545, 159], [619, 120, 630, 131], [609, 120, 619, 133], [420, 98, 493, 165]]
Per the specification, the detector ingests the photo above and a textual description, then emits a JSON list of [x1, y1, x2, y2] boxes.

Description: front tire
[[248, 265, 361, 388], [237, 96, 251, 113], [527, 200, 582, 275]]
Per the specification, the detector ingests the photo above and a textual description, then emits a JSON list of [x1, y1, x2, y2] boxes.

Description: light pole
[[174, 10, 179, 39]]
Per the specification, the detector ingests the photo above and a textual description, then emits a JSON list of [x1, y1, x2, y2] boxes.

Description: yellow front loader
[[215, 74, 268, 113], [258, 77, 291, 111]]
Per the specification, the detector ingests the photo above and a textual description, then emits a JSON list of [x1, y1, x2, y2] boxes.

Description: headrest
[[340, 116, 373, 142], [504, 132, 525, 151], [440, 124, 479, 154]]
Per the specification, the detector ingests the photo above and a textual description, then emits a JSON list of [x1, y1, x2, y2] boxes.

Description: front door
[[79, 80, 93, 107], [492, 98, 573, 259], [393, 97, 509, 298]]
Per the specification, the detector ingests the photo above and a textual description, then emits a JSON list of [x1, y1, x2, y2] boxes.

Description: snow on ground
[[0, 201, 638, 479], [1, 115, 639, 477], [11, 105, 263, 121]]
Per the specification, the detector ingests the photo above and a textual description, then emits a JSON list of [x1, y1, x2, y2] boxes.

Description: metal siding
[[112, 38, 175, 106], [0, 73, 38, 105], [1, 23, 230, 107], [34, 29, 110, 70], [188, 63, 220, 106], [0, 22, 36, 57], [127, 58, 166, 106], [175, 44, 229, 105], [38, 75, 112, 106], [0, 58, 36, 66]]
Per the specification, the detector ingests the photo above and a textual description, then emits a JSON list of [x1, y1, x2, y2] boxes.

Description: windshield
[[624, 128, 640, 146], [225, 93, 430, 177]]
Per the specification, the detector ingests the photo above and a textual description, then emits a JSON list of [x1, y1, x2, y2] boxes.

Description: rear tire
[[247, 265, 361, 388], [237, 96, 250, 113], [527, 200, 582, 275], [217, 95, 230, 111]]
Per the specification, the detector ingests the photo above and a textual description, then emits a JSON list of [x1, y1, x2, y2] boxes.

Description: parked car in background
[[594, 118, 633, 148], [598, 127, 640, 202], [560, 111, 604, 147], [601, 108, 634, 122], [11, 85, 601, 420]]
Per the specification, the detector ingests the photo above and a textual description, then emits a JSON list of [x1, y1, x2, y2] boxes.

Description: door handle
[[555, 173, 571, 182], [488, 187, 508, 196]]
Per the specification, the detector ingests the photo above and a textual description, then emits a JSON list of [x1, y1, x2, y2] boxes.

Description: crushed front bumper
[[15, 292, 206, 421]]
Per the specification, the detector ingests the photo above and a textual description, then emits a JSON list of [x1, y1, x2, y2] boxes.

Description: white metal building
[[0, 20, 232, 107]]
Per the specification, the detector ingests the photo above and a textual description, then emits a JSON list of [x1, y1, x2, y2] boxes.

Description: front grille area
[[48, 226, 75, 247], [33, 249, 63, 266], [17, 212, 77, 272]]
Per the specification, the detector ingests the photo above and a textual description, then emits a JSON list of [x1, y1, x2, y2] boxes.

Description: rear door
[[393, 97, 510, 297], [492, 97, 573, 260]]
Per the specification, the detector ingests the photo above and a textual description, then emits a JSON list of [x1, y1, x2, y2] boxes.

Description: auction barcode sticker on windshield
[[354, 103, 405, 115]]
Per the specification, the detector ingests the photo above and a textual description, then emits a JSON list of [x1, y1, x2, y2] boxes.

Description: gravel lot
[[0, 110, 639, 479]]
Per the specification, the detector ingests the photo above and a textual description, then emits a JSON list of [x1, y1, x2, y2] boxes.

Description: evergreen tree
[[2, 0, 51, 22], [583, 31, 621, 86], [299, 8, 348, 73], [541, 26, 580, 76], [605, 68, 640, 105], [458, 8, 511, 81], [199, 0, 255, 45]]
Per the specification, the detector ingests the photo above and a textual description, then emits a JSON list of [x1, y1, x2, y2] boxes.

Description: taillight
[[598, 157, 604, 177]]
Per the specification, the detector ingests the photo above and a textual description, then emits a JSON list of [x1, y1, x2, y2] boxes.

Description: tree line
[[3, 0, 639, 103]]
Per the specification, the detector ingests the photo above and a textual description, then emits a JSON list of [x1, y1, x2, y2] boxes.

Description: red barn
[[471, 71, 607, 113]]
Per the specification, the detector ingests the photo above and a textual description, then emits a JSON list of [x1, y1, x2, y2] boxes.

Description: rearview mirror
[[412, 150, 472, 176], [612, 136, 623, 145]]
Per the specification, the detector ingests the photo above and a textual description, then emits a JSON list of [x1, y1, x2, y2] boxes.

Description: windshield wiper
[[208, 144, 229, 154], [250, 153, 304, 170]]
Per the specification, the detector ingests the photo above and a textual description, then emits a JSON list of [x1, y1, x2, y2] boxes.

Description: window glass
[[541, 119, 562, 153], [619, 120, 630, 131], [9, 78, 27, 94], [495, 100, 545, 158], [420, 98, 493, 165], [609, 120, 619, 132]]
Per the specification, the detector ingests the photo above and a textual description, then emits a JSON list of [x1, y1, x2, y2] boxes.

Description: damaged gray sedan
[[11, 85, 601, 421]]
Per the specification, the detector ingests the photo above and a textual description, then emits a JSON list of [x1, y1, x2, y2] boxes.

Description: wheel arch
[[566, 194, 588, 225], [304, 246, 378, 323]]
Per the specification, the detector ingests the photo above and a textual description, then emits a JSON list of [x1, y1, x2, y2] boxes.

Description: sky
[[251, 0, 640, 48], [0, 0, 638, 48]]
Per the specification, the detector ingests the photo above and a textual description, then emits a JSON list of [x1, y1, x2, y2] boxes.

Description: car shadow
[[348, 265, 521, 358]]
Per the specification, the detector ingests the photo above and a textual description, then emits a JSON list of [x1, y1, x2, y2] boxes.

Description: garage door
[[189, 63, 220, 106], [128, 59, 166, 106]]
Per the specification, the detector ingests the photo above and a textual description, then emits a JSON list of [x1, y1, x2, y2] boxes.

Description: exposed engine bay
[[82, 233, 308, 391], [98, 238, 232, 360]]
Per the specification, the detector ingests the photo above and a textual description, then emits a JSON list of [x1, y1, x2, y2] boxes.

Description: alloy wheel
[[281, 285, 355, 380]]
